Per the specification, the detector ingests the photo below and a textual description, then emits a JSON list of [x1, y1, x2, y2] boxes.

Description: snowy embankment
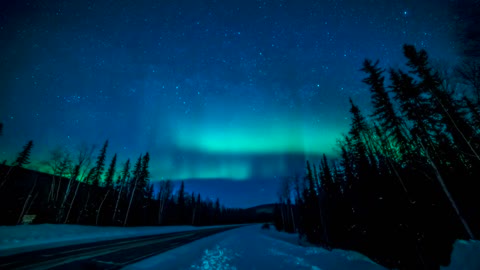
[[0, 223, 239, 256]]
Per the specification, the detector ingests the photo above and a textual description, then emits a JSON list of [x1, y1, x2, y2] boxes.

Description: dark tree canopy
[[12, 140, 33, 167], [274, 44, 480, 270]]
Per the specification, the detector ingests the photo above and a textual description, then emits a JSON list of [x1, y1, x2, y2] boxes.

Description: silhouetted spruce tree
[[0, 140, 34, 190], [301, 161, 324, 244], [404, 44, 479, 163], [178, 181, 185, 224], [347, 100, 381, 240], [320, 154, 334, 195], [318, 154, 335, 247], [312, 163, 319, 187], [214, 198, 221, 224], [0, 123, 3, 136], [12, 140, 34, 167], [128, 155, 142, 196], [404, 45, 477, 241], [339, 141, 354, 187], [389, 68, 439, 155], [361, 59, 409, 159], [90, 140, 108, 186], [195, 193, 201, 225], [139, 153, 150, 195], [330, 160, 351, 247], [348, 99, 371, 181], [285, 45, 480, 269], [137, 153, 151, 224], [190, 192, 197, 225], [104, 154, 117, 189]]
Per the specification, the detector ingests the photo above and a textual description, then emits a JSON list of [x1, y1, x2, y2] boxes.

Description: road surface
[[0, 226, 241, 270]]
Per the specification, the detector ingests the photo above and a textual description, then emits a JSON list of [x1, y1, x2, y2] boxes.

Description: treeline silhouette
[[274, 45, 480, 270], [0, 139, 269, 227]]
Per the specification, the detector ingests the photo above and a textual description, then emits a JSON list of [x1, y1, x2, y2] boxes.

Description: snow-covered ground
[[1, 223, 479, 269], [124, 224, 387, 270], [441, 239, 480, 270]]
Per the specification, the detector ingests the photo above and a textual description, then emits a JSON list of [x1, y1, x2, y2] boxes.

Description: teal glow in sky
[[0, 0, 461, 207]]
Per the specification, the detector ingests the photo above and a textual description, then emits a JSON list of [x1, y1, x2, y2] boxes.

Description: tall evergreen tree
[[104, 154, 117, 188], [305, 161, 315, 194], [214, 198, 221, 224], [339, 138, 355, 189], [12, 140, 34, 167], [389, 68, 438, 154], [361, 59, 409, 158], [403, 44, 479, 162], [90, 140, 109, 186], [319, 154, 334, 195], [128, 155, 142, 196], [178, 181, 185, 224], [348, 99, 371, 181], [139, 152, 150, 195]]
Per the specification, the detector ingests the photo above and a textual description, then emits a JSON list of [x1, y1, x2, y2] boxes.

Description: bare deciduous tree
[[62, 143, 96, 224], [157, 180, 173, 225]]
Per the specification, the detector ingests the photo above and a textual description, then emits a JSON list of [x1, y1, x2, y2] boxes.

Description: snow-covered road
[[1, 223, 478, 269], [124, 224, 386, 270]]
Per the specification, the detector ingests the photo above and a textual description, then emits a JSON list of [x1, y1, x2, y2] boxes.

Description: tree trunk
[[0, 166, 15, 189], [57, 174, 75, 223], [289, 204, 296, 232], [191, 205, 197, 225], [77, 191, 90, 224], [25, 192, 39, 219], [17, 177, 37, 224], [124, 177, 139, 226], [55, 174, 63, 204], [96, 190, 110, 226], [431, 89, 480, 161], [48, 176, 56, 202], [112, 182, 124, 225], [279, 201, 285, 230], [64, 180, 81, 224], [419, 140, 475, 239]]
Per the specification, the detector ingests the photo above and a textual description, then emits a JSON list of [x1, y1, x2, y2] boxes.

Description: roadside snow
[[0, 223, 239, 256], [123, 224, 387, 270], [442, 239, 480, 270]]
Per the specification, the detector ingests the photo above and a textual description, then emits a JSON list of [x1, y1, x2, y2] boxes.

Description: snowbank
[[124, 224, 387, 270], [442, 239, 480, 270], [0, 223, 239, 256]]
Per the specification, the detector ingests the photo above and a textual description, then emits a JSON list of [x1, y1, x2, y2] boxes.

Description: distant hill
[[245, 203, 275, 214]]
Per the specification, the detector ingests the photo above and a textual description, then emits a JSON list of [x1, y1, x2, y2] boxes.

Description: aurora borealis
[[0, 0, 462, 207]]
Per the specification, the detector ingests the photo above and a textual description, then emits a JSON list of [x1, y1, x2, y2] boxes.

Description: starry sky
[[0, 0, 462, 208]]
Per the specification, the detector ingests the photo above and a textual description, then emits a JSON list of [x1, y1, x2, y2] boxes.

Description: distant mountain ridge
[[244, 203, 275, 214]]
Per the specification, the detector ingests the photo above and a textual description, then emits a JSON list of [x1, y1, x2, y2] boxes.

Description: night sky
[[0, 0, 461, 208]]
